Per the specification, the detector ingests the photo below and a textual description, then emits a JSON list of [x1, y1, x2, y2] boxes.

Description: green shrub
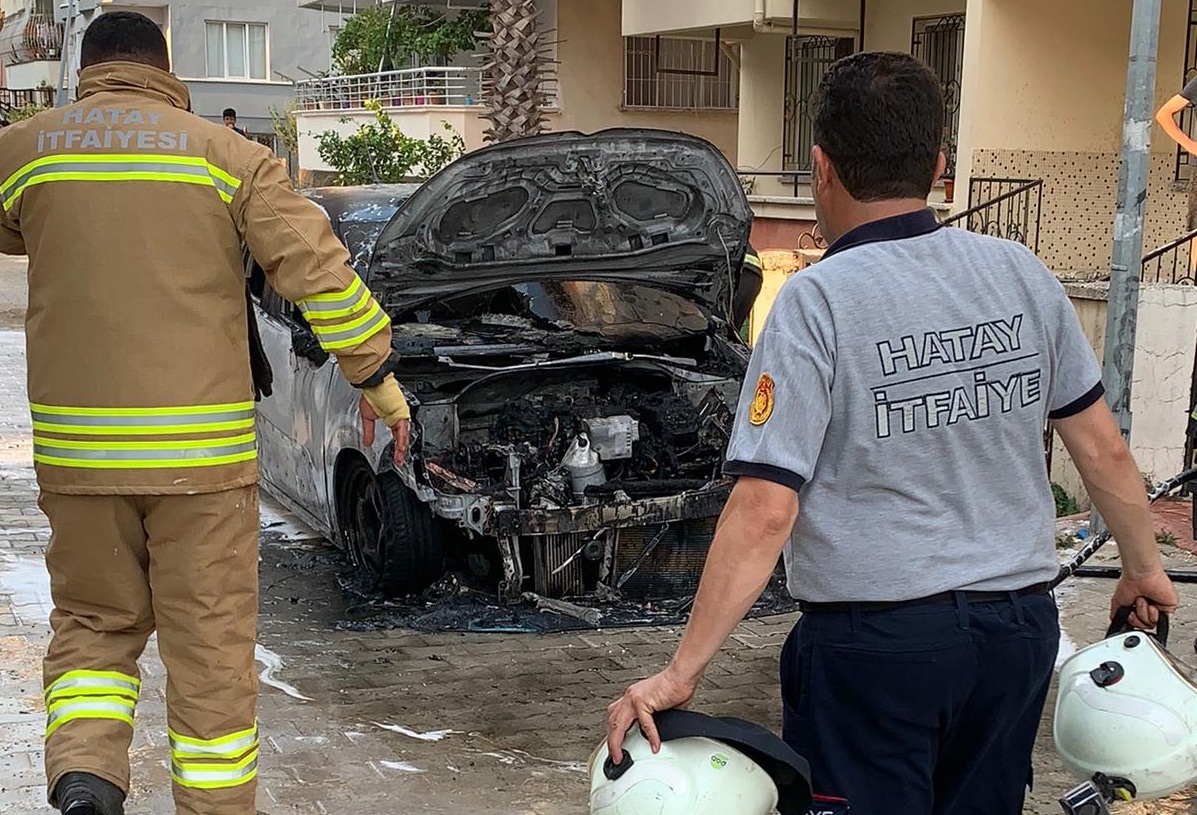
[[1052, 483, 1079, 518], [315, 101, 465, 186]]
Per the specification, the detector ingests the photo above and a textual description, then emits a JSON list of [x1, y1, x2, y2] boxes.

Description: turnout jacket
[[0, 62, 393, 495]]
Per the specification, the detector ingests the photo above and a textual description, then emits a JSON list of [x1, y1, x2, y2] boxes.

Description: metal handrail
[[1141, 227, 1197, 285], [1143, 227, 1197, 263], [941, 178, 1043, 254], [940, 179, 1041, 227]]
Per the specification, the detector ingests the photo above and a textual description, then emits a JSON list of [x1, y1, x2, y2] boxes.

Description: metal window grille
[[782, 35, 854, 172], [1178, 0, 1197, 183], [912, 14, 966, 177], [623, 36, 739, 110]]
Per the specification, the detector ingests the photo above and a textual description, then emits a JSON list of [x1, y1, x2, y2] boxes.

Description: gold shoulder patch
[[749, 373, 775, 426]]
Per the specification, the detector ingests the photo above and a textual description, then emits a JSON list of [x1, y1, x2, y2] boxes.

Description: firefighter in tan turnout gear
[[0, 13, 410, 815]]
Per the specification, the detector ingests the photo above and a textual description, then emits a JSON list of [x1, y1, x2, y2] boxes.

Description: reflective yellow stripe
[[170, 723, 259, 760], [45, 670, 140, 704], [31, 403, 255, 437], [30, 402, 255, 417], [45, 696, 135, 739], [311, 302, 390, 351], [29, 402, 258, 469], [0, 154, 243, 211], [744, 252, 762, 269], [34, 433, 257, 470], [309, 300, 383, 339], [297, 277, 373, 319], [171, 751, 259, 790]]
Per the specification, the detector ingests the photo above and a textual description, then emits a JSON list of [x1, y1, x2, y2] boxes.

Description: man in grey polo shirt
[[605, 52, 1178, 815]]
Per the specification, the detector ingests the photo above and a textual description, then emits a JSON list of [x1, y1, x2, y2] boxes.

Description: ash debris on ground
[[333, 565, 798, 634]]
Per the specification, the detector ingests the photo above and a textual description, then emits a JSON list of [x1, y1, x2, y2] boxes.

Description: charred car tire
[[342, 464, 445, 596]]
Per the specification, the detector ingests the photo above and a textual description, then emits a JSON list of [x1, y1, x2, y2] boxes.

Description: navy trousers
[[781, 592, 1060, 815]]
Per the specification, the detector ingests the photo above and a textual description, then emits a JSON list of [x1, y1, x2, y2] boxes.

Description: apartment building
[[1, 0, 354, 141]]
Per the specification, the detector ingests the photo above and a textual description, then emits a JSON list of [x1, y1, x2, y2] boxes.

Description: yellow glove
[[361, 373, 410, 427]]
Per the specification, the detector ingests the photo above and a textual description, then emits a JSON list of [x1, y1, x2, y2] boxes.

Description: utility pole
[[1093, 0, 1161, 534], [55, 0, 80, 108]]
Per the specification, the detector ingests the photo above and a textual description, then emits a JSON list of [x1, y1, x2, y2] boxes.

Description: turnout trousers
[[40, 486, 260, 815]]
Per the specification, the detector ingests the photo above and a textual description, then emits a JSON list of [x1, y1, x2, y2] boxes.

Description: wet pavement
[[1, 252, 1197, 812]]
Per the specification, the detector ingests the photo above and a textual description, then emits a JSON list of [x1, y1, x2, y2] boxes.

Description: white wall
[[297, 107, 485, 173], [1051, 284, 1197, 504], [4, 61, 57, 90]]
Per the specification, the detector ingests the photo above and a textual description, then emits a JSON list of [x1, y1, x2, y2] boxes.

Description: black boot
[[52, 772, 126, 815]]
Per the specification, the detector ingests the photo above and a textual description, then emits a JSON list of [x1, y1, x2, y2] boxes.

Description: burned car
[[249, 128, 753, 603]]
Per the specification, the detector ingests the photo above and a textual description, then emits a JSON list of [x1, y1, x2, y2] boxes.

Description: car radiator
[[531, 519, 718, 599]]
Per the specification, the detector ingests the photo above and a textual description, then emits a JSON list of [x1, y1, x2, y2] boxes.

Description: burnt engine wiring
[[438, 382, 734, 508]]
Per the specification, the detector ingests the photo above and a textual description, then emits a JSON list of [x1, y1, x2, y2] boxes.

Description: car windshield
[[411, 280, 711, 342]]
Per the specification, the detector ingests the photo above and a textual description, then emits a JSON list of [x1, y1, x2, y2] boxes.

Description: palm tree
[[479, 0, 553, 143]]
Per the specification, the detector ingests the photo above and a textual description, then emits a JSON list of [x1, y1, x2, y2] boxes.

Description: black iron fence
[[941, 177, 1043, 254], [1142, 229, 1197, 285], [0, 86, 55, 120]]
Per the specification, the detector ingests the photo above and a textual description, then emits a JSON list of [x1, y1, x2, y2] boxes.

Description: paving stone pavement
[[0, 318, 1195, 813]]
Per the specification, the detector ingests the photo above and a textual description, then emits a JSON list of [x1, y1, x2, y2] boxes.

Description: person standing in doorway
[[606, 51, 1178, 815], [0, 12, 411, 815]]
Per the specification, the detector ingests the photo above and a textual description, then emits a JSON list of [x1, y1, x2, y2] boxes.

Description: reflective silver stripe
[[171, 756, 258, 788], [31, 408, 254, 428], [46, 674, 140, 702], [315, 306, 390, 350], [34, 439, 257, 461], [297, 278, 367, 315], [170, 726, 259, 759], [45, 698, 135, 737]]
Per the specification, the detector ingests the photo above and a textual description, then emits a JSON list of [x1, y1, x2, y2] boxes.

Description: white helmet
[[1053, 613, 1197, 801], [588, 710, 811, 815]]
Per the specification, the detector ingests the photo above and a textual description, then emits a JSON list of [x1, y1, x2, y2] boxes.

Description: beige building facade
[[295, 0, 740, 179], [294, 0, 1197, 487]]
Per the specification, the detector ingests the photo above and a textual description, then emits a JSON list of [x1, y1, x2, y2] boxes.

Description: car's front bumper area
[[485, 482, 733, 602]]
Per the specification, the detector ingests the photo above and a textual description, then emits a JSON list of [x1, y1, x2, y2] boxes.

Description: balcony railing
[[1142, 229, 1197, 285], [941, 177, 1043, 254], [5, 12, 63, 64], [296, 67, 482, 110]]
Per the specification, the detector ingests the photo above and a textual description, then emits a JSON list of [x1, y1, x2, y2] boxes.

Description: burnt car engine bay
[[380, 292, 748, 602], [426, 364, 735, 509]]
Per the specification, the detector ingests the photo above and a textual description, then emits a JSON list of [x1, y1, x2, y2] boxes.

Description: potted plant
[[943, 176, 955, 204]]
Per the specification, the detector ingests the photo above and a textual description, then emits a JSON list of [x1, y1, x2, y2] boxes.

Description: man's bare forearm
[[669, 477, 799, 686], [1054, 404, 1161, 578]]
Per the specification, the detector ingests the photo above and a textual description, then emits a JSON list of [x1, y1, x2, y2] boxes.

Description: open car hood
[[368, 128, 753, 316]]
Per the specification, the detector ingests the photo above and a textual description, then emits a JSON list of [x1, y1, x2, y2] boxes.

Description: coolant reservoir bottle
[[562, 434, 606, 500]]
